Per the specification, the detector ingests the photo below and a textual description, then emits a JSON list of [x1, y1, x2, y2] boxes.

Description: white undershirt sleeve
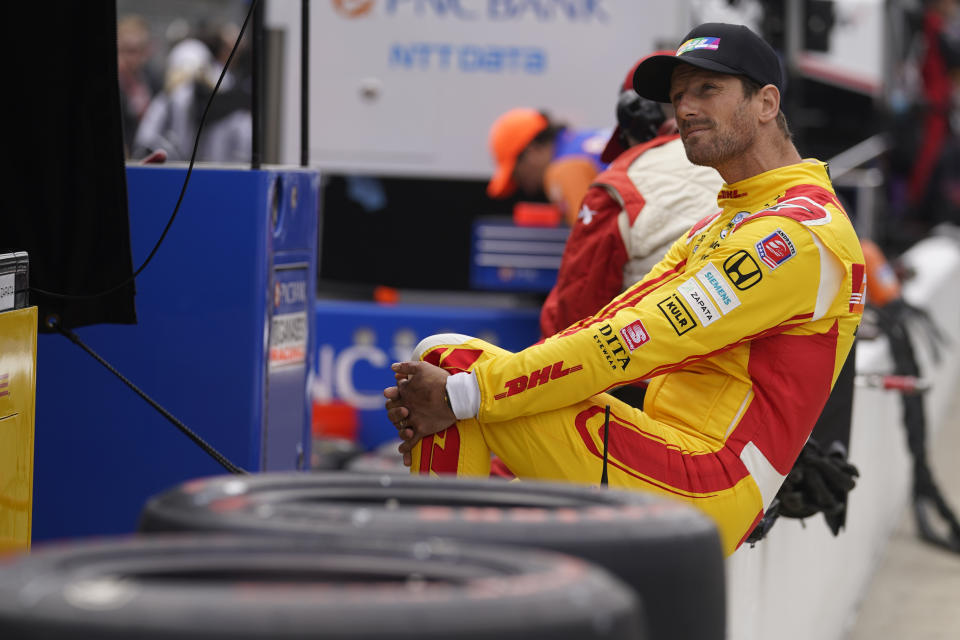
[[446, 371, 480, 420]]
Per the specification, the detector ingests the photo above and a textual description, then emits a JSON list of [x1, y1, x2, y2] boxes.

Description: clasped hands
[[383, 361, 457, 467]]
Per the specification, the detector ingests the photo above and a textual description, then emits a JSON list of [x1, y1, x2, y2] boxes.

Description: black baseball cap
[[632, 23, 782, 103]]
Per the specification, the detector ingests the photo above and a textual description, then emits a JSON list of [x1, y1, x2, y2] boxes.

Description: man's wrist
[[446, 372, 480, 420]]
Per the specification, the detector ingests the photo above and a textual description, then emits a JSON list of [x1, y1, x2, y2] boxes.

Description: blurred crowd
[[888, 0, 960, 249], [117, 13, 251, 164]]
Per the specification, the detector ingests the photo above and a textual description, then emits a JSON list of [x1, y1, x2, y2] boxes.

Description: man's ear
[[758, 85, 781, 125]]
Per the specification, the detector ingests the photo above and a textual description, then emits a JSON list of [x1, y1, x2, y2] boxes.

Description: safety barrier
[[726, 232, 960, 640]]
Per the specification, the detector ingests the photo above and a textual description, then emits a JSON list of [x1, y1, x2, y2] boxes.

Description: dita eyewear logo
[[593, 323, 631, 371], [722, 250, 763, 290], [657, 295, 697, 335]]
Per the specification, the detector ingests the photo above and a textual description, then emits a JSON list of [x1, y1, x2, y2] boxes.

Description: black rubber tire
[[141, 473, 725, 640], [0, 534, 644, 639]]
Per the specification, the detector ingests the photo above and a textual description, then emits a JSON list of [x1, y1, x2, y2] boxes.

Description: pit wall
[[727, 234, 960, 640]]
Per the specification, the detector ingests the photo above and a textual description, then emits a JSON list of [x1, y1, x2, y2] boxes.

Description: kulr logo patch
[[657, 295, 697, 335]]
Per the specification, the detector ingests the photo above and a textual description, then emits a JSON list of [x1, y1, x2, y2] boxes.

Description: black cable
[[251, 0, 264, 169], [600, 404, 610, 486], [51, 318, 247, 476], [30, 0, 260, 303], [872, 301, 960, 552], [300, 0, 310, 167]]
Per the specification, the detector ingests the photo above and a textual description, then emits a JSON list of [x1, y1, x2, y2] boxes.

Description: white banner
[[270, 0, 689, 176]]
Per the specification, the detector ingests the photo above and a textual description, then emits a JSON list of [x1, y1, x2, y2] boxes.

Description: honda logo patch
[[723, 250, 763, 290]]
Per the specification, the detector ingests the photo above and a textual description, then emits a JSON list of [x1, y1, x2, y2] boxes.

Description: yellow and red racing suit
[[410, 160, 865, 555]]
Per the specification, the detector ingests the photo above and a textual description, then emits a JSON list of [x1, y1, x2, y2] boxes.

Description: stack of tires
[[0, 473, 725, 639]]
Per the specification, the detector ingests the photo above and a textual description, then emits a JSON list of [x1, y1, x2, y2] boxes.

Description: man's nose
[[674, 95, 698, 120]]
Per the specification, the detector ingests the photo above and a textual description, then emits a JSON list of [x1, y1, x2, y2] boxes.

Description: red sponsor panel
[[736, 510, 766, 549], [441, 348, 484, 373], [422, 349, 443, 367], [619, 320, 650, 351], [726, 324, 838, 474], [780, 183, 844, 212], [574, 406, 749, 495], [686, 211, 722, 239], [849, 263, 866, 312], [418, 426, 461, 475]]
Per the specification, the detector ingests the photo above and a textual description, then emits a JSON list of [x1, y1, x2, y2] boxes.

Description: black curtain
[[2, 1, 136, 330]]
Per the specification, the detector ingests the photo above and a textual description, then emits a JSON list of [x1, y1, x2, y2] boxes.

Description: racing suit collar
[[716, 159, 831, 212]]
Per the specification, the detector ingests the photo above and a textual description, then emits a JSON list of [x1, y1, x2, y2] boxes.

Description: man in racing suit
[[540, 58, 722, 337], [385, 23, 865, 555]]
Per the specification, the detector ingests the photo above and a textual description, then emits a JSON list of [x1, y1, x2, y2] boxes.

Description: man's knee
[[412, 333, 477, 361]]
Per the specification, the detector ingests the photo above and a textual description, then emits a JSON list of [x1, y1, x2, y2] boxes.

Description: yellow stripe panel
[[0, 306, 38, 555]]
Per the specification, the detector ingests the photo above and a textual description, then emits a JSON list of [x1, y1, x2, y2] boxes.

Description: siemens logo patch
[[389, 43, 547, 73], [695, 263, 740, 314]]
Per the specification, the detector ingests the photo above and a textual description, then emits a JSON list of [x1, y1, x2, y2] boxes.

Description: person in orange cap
[[486, 108, 609, 226]]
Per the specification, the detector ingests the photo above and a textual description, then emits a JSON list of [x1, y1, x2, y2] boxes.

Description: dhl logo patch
[[494, 360, 583, 400]]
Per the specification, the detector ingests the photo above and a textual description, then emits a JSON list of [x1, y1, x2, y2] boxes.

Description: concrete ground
[[847, 392, 960, 640]]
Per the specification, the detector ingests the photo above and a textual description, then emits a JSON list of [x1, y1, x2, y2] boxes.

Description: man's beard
[[681, 103, 755, 169]]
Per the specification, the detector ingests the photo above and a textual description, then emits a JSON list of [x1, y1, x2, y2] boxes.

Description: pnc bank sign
[[331, 0, 609, 21]]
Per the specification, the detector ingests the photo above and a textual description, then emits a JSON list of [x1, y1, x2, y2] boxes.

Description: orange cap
[[487, 108, 549, 198]]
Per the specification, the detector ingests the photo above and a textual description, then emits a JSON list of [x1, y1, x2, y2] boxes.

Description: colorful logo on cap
[[677, 37, 721, 56]]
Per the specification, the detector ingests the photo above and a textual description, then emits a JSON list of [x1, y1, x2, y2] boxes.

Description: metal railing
[[827, 133, 890, 243]]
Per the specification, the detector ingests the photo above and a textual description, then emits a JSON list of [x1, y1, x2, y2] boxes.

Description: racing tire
[[0, 534, 645, 639], [141, 472, 724, 640]]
